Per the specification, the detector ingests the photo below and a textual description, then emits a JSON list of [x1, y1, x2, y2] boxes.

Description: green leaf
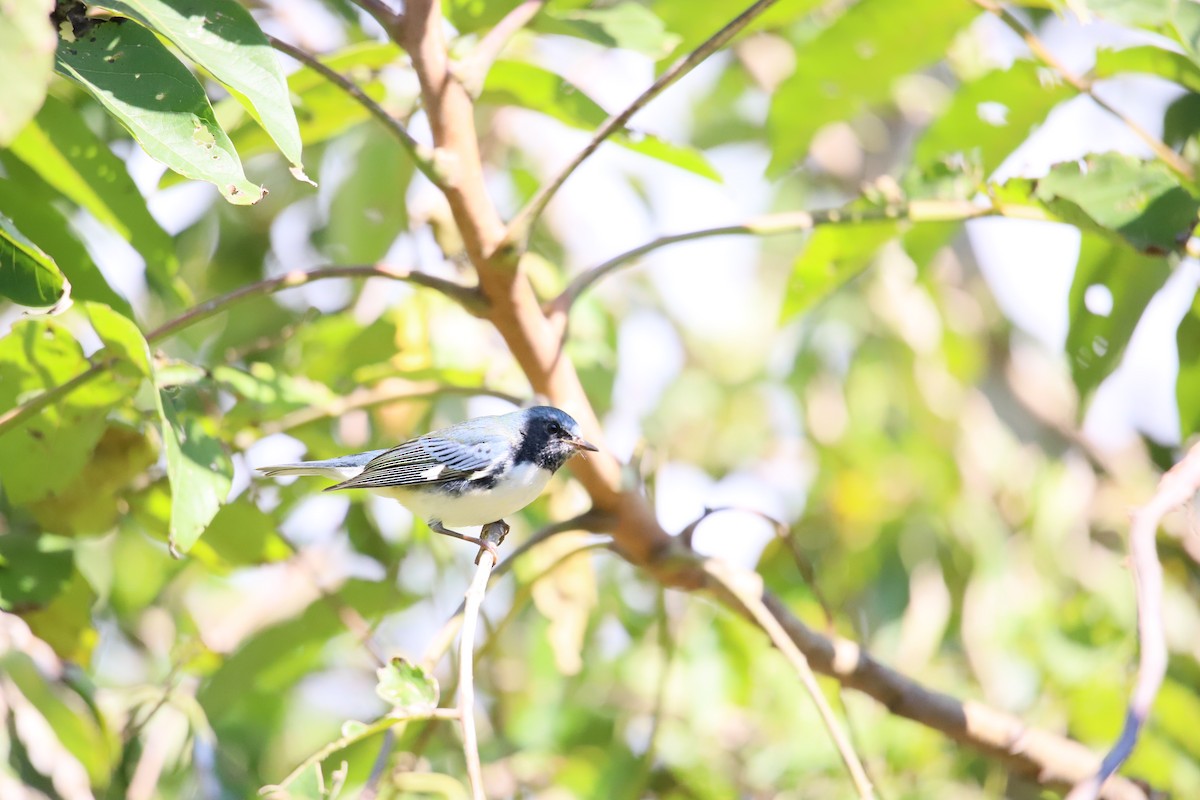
[[86, 301, 152, 380], [781, 220, 898, 321], [190, 499, 290, 567], [915, 61, 1073, 176], [97, 0, 309, 182], [532, 2, 681, 59], [481, 60, 720, 181], [0, 156, 129, 314], [220, 42, 401, 164], [375, 658, 439, 713], [8, 95, 181, 298], [651, 0, 824, 64], [1175, 291, 1200, 439], [0, 534, 73, 610], [0, 0, 56, 145], [156, 389, 233, 554], [0, 318, 132, 505], [0, 211, 67, 307], [0, 650, 112, 784], [313, 125, 413, 262], [1093, 45, 1200, 93], [1023, 153, 1200, 254], [55, 16, 265, 204], [21, 567, 99, 664], [1066, 235, 1169, 400], [767, 0, 979, 174]]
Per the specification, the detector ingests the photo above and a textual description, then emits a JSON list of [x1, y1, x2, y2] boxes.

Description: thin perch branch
[[457, 521, 507, 800], [503, 0, 784, 248], [266, 34, 441, 186], [703, 559, 875, 799], [1065, 442, 1200, 799], [0, 264, 482, 439]]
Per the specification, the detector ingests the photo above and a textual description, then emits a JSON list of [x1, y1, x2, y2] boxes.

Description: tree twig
[[0, 264, 482, 439], [503, 0, 783, 248], [347, 0, 404, 35], [420, 510, 614, 671], [969, 0, 1194, 183], [377, 4, 1155, 797], [548, 201, 993, 316], [265, 34, 440, 185], [702, 559, 875, 799], [457, 521, 507, 800], [454, 0, 548, 95], [1065, 442, 1200, 799], [260, 707, 458, 798]]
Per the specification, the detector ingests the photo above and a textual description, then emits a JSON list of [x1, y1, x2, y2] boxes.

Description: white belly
[[373, 462, 553, 527]]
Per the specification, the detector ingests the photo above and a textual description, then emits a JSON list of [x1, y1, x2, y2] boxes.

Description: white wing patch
[[420, 464, 446, 481]]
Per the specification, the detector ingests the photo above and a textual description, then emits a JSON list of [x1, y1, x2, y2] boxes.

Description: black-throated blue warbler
[[257, 406, 598, 559]]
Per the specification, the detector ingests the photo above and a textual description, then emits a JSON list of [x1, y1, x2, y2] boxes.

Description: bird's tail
[[257, 450, 386, 481]]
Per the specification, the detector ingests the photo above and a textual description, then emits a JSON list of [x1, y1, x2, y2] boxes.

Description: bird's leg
[[429, 521, 501, 565], [478, 520, 511, 565]]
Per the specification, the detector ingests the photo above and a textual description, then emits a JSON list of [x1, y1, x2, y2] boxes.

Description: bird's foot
[[430, 520, 506, 567]]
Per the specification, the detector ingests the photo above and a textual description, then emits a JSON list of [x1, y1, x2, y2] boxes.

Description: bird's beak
[[567, 437, 599, 452]]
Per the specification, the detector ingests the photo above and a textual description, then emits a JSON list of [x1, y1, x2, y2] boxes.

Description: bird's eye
[[547, 422, 563, 436]]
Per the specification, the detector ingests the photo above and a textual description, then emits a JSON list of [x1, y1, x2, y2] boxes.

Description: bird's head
[[515, 406, 598, 473]]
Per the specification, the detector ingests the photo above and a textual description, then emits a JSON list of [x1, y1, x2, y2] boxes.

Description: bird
[[257, 406, 598, 562]]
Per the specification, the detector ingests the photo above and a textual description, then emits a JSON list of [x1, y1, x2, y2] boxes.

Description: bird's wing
[[326, 422, 510, 491]]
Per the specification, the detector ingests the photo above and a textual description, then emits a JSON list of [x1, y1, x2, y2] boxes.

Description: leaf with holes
[[915, 60, 1073, 176], [97, 0, 309, 182], [1066, 235, 1168, 401], [0, 211, 67, 308], [9, 95, 182, 298], [55, 16, 264, 204], [375, 658, 439, 713], [998, 153, 1200, 255]]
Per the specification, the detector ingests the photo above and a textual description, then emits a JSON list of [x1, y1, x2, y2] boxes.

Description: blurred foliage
[[0, 1, 1199, 799]]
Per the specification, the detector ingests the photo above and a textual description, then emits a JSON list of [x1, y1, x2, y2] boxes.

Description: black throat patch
[[514, 418, 571, 473]]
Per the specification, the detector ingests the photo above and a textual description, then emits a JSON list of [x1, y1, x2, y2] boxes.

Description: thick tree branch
[[266, 35, 440, 186], [397, 3, 1147, 797], [1066, 443, 1200, 799], [503, 0, 783, 248], [970, 0, 1194, 183], [0, 265, 481, 439]]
